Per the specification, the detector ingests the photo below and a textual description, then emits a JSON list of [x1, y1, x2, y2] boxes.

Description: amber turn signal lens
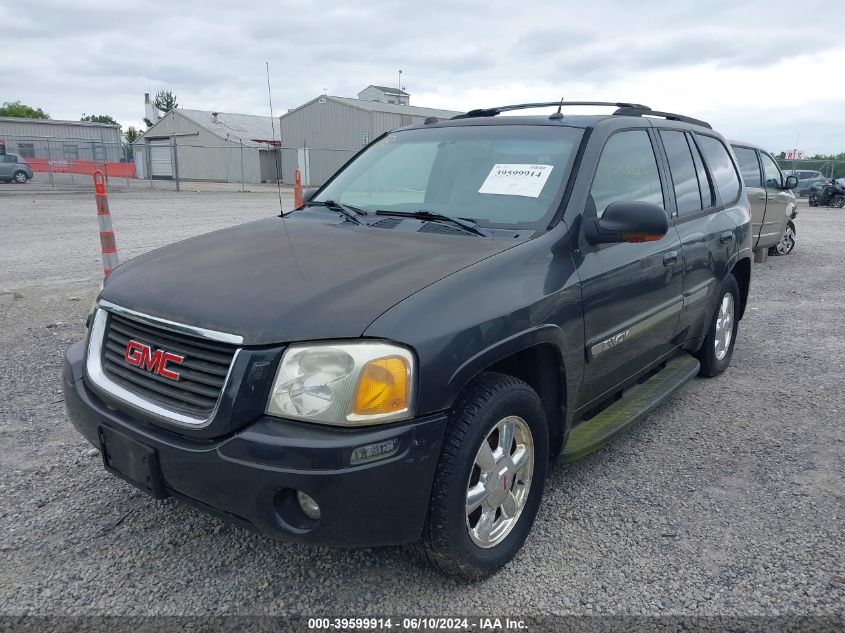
[[353, 356, 409, 416]]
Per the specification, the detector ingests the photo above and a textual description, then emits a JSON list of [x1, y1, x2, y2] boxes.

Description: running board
[[562, 354, 700, 462]]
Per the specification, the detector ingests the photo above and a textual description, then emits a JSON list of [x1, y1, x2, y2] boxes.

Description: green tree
[[81, 113, 119, 125], [0, 101, 50, 119], [124, 126, 142, 143], [154, 90, 178, 114]]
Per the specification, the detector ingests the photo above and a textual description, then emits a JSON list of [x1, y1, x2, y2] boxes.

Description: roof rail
[[451, 101, 652, 120], [613, 106, 712, 129]]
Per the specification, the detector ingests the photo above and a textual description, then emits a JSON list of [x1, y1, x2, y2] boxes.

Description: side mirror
[[584, 201, 669, 245], [784, 175, 799, 190], [302, 187, 318, 204]]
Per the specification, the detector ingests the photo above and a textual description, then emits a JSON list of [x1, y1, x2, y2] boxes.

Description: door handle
[[663, 250, 679, 267], [720, 231, 734, 244]]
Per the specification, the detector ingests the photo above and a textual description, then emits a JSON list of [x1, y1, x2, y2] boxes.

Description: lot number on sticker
[[478, 164, 554, 198]]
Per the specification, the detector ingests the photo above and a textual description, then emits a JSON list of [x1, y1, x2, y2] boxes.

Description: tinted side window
[[590, 130, 664, 218], [760, 154, 783, 189], [660, 130, 703, 215], [733, 147, 762, 187], [696, 135, 741, 204], [688, 133, 715, 208]]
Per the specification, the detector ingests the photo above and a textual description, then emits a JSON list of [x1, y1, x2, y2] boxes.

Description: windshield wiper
[[375, 209, 487, 237], [304, 200, 366, 226]]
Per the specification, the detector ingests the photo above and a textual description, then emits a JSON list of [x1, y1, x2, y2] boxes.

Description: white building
[[278, 87, 461, 186], [134, 97, 280, 183], [0, 117, 122, 163]]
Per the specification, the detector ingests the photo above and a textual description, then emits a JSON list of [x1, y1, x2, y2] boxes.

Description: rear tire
[[422, 372, 548, 580], [696, 274, 740, 377], [769, 222, 796, 256]]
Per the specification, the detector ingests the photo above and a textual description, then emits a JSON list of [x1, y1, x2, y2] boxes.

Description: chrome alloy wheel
[[465, 415, 534, 548], [13, 171, 27, 184], [714, 293, 735, 361], [776, 226, 796, 255]]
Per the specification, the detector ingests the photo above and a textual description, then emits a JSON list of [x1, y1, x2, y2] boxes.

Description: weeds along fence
[[0, 134, 356, 193]]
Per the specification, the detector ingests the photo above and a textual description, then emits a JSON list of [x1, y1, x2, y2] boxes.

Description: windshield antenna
[[266, 61, 284, 217], [549, 97, 565, 120]]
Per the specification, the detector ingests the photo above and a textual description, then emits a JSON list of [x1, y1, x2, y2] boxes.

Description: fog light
[[296, 490, 321, 521]]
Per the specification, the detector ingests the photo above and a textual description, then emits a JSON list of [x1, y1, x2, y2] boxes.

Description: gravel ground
[[0, 192, 843, 617]]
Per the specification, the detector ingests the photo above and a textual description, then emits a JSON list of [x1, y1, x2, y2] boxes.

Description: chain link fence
[[775, 158, 844, 180], [774, 159, 845, 197], [0, 134, 358, 194]]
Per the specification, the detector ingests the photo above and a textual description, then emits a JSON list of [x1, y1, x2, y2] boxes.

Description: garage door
[[149, 140, 173, 179]]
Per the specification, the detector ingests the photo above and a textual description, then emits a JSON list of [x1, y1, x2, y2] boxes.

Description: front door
[[760, 152, 791, 247], [577, 128, 685, 407]]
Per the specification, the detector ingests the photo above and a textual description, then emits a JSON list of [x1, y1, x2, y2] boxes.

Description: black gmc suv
[[63, 102, 752, 580]]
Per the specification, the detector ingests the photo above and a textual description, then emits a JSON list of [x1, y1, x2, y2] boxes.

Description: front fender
[[363, 227, 585, 421], [446, 324, 568, 408]]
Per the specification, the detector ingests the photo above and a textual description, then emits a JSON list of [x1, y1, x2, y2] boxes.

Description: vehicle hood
[[101, 213, 517, 345]]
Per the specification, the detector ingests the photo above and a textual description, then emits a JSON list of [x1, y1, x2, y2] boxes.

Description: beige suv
[[731, 141, 799, 255]]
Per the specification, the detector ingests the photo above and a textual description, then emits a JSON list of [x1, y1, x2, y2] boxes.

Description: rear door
[[732, 145, 765, 249], [0, 155, 14, 178], [577, 128, 685, 406], [657, 129, 740, 344]]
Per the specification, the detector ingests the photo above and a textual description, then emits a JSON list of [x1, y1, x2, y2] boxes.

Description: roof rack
[[613, 106, 712, 129], [451, 101, 651, 119], [451, 100, 711, 129]]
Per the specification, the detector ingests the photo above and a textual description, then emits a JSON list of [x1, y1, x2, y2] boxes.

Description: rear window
[[315, 125, 583, 228], [733, 147, 762, 188], [696, 135, 742, 205]]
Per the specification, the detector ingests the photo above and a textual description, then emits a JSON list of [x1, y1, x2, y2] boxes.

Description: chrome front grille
[[101, 312, 237, 415], [86, 301, 242, 427]]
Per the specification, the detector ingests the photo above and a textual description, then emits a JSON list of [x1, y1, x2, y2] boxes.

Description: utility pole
[[398, 69, 402, 90]]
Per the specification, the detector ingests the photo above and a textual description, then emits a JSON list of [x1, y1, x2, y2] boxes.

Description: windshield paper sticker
[[478, 164, 554, 198]]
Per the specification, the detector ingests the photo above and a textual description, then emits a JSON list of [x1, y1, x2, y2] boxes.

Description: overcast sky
[[5, 0, 845, 154]]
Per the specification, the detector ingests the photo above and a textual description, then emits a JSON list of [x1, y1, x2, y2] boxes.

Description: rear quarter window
[[732, 147, 762, 188], [696, 135, 741, 205]]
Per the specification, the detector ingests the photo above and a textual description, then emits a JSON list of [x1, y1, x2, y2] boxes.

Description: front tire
[[13, 171, 28, 184], [696, 274, 740, 377], [422, 373, 549, 580]]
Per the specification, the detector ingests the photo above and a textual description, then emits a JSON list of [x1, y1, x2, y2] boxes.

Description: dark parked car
[[785, 169, 827, 196], [0, 153, 33, 183], [63, 101, 752, 579]]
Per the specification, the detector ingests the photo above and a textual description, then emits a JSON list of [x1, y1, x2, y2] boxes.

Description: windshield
[[314, 124, 583, 229]]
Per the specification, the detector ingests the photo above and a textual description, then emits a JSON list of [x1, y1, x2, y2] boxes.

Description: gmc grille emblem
[[124, 340, 184, 380]]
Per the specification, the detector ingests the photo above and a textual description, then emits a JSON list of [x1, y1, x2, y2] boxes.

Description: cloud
[[3, 0, 844, 153]]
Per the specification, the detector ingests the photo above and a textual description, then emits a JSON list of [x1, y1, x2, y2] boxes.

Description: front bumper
[[63, 341, 447, 547]]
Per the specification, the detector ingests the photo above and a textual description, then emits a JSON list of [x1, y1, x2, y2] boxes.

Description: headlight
[[266, 341, 415, 426]]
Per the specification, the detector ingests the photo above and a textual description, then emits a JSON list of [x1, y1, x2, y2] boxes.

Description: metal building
[[278, 88, 461, 186], [133, 108, 280, 183], [0, 117, 122, 163]]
